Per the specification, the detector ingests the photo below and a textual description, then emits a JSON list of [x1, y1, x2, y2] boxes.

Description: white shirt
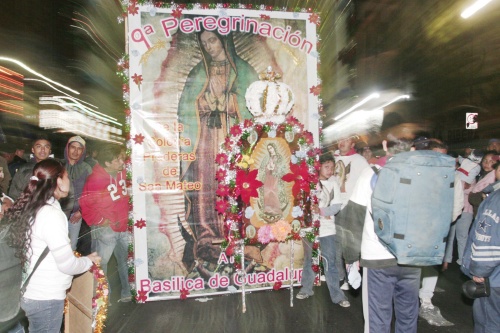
[[24, 198, 92, 300]]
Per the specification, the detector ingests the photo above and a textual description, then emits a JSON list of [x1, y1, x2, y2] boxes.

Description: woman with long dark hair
[[1, 159, 100, 332]]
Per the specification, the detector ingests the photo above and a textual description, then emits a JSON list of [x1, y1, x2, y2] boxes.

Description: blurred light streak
[[0, 66, 23, 79], [0, 101, 22, 110], [0, 107, 23, 116], [0, 74, 24, 87], [72, 11, 120, 59], [334, 92, 380, 120], [0, 91, 22, 100], [0, 83, 23, 94], [70, 25, 117, 61], [376, 95, 410, 110], [461, 0, 492, 18], [0, 57, 80, 95], [39, 96, 121, 126], [324, 109, 384, 144]]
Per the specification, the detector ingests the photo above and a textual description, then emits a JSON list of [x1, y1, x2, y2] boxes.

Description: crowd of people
[[297, 135, 500, 332], [0, 135, 130, 333], [1, 132, 499, 333]]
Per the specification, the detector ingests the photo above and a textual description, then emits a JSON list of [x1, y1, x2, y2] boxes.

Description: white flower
[[291, 155, 298, 164], [245, 206, 255, 219], [268, 129, 277, 138], [292, 206, 304, 218]]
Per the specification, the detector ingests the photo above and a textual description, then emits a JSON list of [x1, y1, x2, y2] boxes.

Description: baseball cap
[[68, 136, 86, 147]]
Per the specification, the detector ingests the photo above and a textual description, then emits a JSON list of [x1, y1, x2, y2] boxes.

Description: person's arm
[[40, 206, 93, 275], [468, 195, 500, 279], [79, 181, 106, 226]]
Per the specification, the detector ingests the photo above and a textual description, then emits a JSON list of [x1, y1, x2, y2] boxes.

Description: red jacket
[[79, 164, 129, 232]]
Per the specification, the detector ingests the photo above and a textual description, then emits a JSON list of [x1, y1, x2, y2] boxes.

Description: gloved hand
[[347, 261, 362, 289]]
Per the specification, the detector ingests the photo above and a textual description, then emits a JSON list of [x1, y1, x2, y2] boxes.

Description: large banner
[[126, 4, 320, 301]]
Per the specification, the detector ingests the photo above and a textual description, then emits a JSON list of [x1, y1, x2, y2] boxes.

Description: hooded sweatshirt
[[63, 140, 92, 214], [79, 164, 129, 232]]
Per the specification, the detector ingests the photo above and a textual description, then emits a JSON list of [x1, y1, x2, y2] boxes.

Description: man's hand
[[69, 210, 82, 224], [473, 276, 485, 283]]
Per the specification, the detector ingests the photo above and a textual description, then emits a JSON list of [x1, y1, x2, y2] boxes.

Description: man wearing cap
[[63, 136, 93, 250], [487, 138, 500, 153]]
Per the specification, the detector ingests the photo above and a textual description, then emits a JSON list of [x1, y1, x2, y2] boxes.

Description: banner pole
[[290, 240, 294, 307]]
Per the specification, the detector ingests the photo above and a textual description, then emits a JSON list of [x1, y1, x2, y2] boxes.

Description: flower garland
[[67, 254, 109, 333], [215, 116, 321, 272]]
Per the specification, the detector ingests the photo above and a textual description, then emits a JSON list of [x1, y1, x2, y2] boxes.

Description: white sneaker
[[296, 291, 313, 299], [420, 298, 434, 310], [340, 282, 350, 290], [338, 300, 350, 308]]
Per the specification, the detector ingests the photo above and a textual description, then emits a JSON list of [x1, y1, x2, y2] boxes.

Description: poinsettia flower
[[312, 264, 320, 273], [282, 160, 312, 196], [258, 225, 273, 244], [273, 281, 282, 290], [216, 184, 230, 197], [303, 132, 314, 145], [133, 133, 145, 144], [215, 153, 228, 165], [271, 219, 292, 242], [235, 169, 263, 204], [215, 168, 227, 181], [230, 125, 242, 136], [136, 290, 148, 303], [135, 218, 146, 229], [243, 119, 253, 128], [215, 200, 229, 214], [180, 288, 190, 300]]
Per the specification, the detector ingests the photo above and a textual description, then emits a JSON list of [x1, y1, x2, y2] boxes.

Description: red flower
[[135, 218, 146, 229], [273, 281, 282, 290], [215, 153, 228, 165], [292, 233, 302, 240], [216, 184, 230, 197], [243, 119, 253, 128], [215, 168, 227, 181], [180, 288, 190, 300], [171, 8, 183, 19], [225, 243, 234, 256], [136, 290, 148, 303], [260, 14, 271, 20], [235, 169, 263, 204], [309, 84, 321, 96], [215, 200, 229, 214], [313, 242, 320, 250], [230, 125, 242, 136], [133, 133, 145, 145], [312, 265, 320, 273], [303, 131, 314, 145], [128, 2, 139, 15], [124, 108, 131, 116], [308, 13, 320, 25], [132, 73, 143, 87], [282, 161, 312, 196]]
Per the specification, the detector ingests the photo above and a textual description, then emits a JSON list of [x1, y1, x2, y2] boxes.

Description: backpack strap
[[21, 246, 49, 295]]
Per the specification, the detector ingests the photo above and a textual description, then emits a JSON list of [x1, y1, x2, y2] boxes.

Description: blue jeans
[[21, 297, 64, 333], [473, 287, 500, 333], [455, 212, 473, 265], [301, 235, 346, 304], [68, 216, 82, 251], [364, 265, 421, 333], [91, 225, 130, 299]]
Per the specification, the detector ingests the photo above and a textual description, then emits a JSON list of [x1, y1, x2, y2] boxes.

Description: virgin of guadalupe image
[[257, 142, 289, 223], [178, 28, 258, 267]]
